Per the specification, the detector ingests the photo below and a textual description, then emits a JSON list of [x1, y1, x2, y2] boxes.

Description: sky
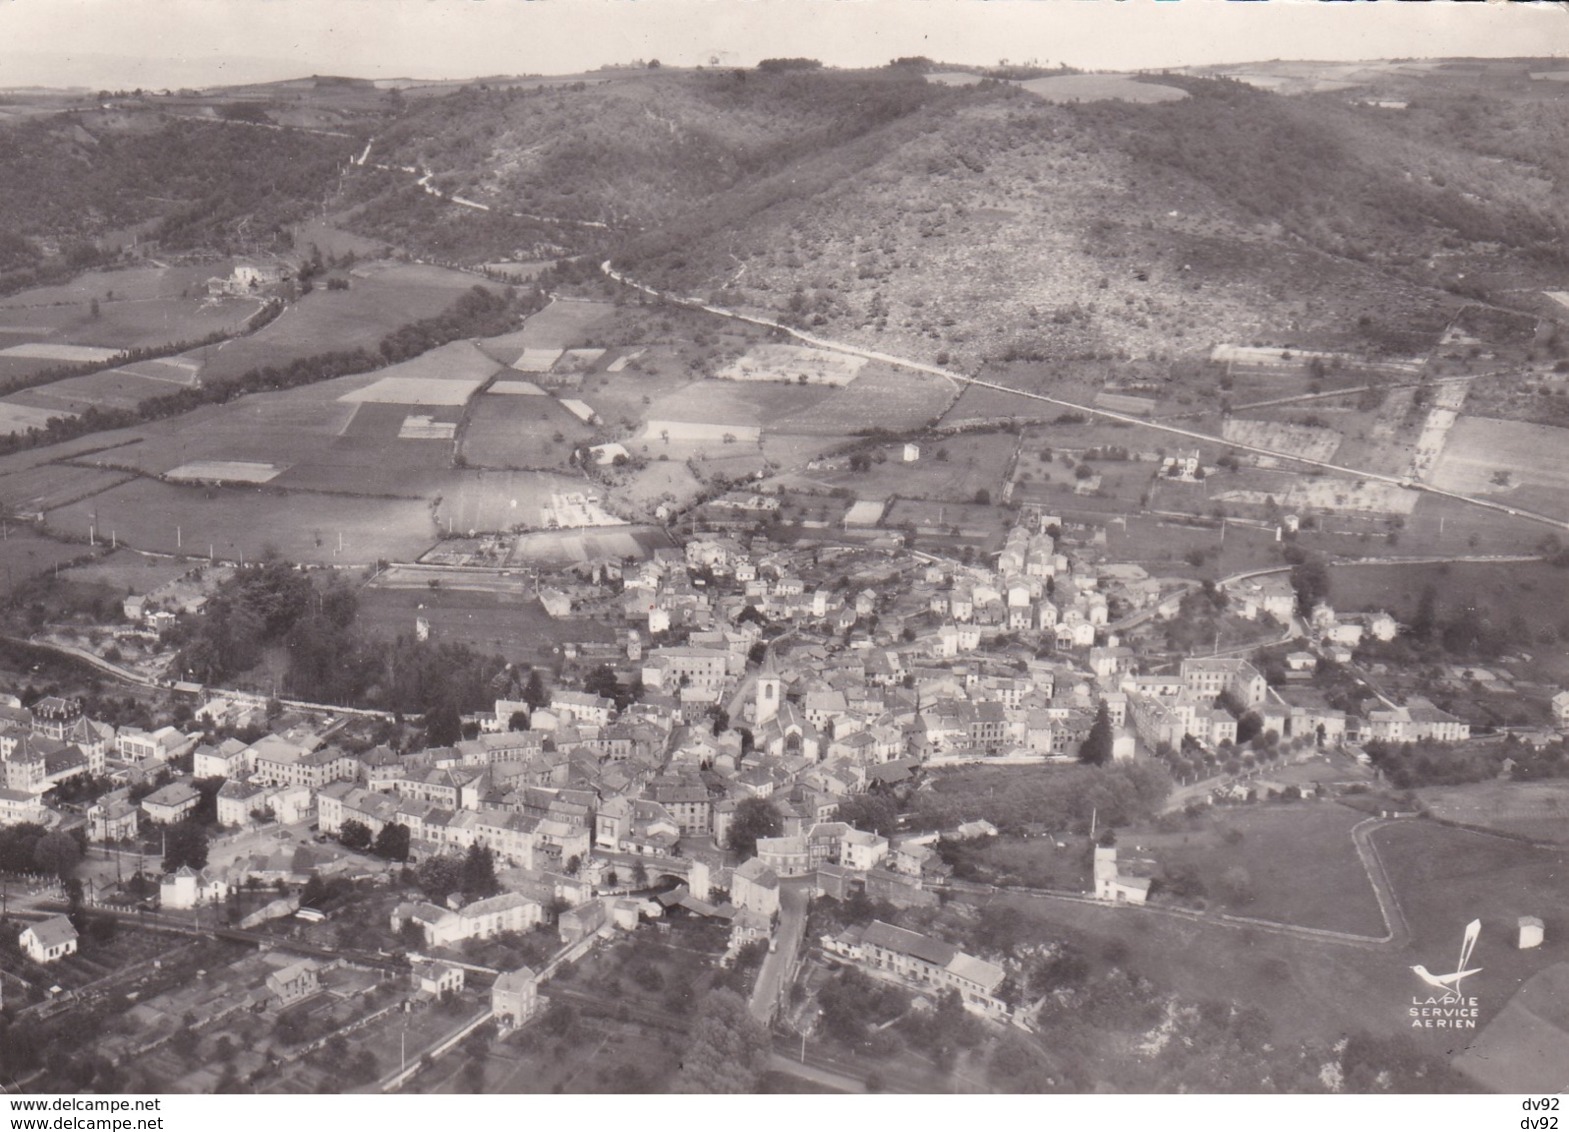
[[0, 0, 1564, 90]]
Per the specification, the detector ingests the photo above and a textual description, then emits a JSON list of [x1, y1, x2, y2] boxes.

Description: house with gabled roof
[[20, 915, 78, 964]]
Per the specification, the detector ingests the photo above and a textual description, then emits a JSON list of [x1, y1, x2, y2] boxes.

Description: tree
[[372, 822, 410, 862], [162, 820, 209, 872], [34, 831, 82, 879], [834, 792, 899, 837], [425, 697, 462, 746], [522, 669, 548, 710], [461, 842, 499, 901], [671, 989, 771, 1093], [338, 819, 372, 851], [727, 797, 782, 858], [418, 855, 465, 904], [1219, 865, 1254, 906], [1078, 701, 1115, 766], [1289, 556, 1331, 618], [583, 664, 619, 703]]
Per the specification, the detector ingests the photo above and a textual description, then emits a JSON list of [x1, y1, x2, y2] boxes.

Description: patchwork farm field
[[768, 364, 958, 434], [44, 478, 438, 564], [432, 468, 591, 535], [641, 379, 833, 429], [477, 299, 618, 364], [459, 393, 595, 469], [197, 262, 485, 382]]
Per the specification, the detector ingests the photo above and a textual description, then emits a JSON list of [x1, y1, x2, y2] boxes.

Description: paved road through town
[[748, 878, 810, 1024]]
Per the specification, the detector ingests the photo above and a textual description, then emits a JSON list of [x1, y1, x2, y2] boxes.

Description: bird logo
[[1411, 919, 1482, 1002]]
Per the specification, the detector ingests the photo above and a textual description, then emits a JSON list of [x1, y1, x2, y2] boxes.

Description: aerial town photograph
[[0, 0, 1565, 1102]]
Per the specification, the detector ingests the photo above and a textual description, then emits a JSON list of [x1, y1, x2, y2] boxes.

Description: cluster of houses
[[3, 517, 1508, 1035]]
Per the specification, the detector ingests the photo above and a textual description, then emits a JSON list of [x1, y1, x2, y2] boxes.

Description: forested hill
[[0, 113, 357, 293], [330, 61, 1569, 361]]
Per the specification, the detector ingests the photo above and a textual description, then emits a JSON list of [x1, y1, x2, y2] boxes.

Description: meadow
[[196, 262, 483, 383], [1427, 415, 1569, 522], [1415, 781, 1569, 845], [44, 478, 438, 565], [1016, 74, 1190, 103], [1328, 559, 1568, 628], [1372, 821, 1569, 1029], [767, 364, 958, 435], [1129, 801, 1389, 937], [459, 393, 597, 469]]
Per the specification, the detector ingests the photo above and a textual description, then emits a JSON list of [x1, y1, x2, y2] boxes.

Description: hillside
[[329, 62, 1569, 364], [0, 110, 359, 292]]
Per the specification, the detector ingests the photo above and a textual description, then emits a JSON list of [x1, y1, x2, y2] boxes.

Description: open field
[[0, 532, 104, 596], [59, 547, 204, 593], [505, 525, 672, 567], [1416, 781, 1569, 845], [767, 364, 957, 435], [196, 262, 485, 383], [1428, 416, 1569, 521], [1016, 74, 1189, 103], [0, 461, 138, 514], [1128, 801, 1388, 936], [813, 430, 1016, 505], [44, 478, 438, 565], [356, 580, 606, 661], [1329, 559, 1567, 629], [641, 379, 833, 429], [432, 468, 592, 535], [459, 393, 596, 469], [1373, 821, 1569, 1031], [991, 887, 1407, 1046], [476, 299, 619, 360], [0, 262, 234, 308]]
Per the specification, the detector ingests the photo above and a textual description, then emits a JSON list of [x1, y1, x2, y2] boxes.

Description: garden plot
[[717, 343, 866, 385], [1221, 417, 1343, 463]]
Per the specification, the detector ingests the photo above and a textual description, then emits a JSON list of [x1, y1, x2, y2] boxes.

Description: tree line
[[0, 283, 534, 459]]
